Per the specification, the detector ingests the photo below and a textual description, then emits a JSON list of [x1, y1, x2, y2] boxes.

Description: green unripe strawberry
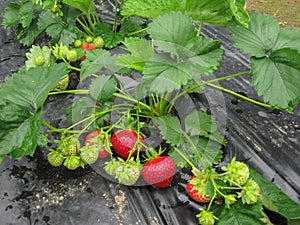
[[67, 50, 78, 62], [58, 135, 80, 156], [104, 159, 122, 177], [238, 179, 260, 205], [196, 209, 217, 225], [47, 150, 64, 167], [222, 157, 250, 187], [115, 163, 141, 186], [74, 39, 83, 48], [93, 37, 104, 48], [85, 36, 94, 43], [79, 145, 99, 164], [52, 44, 69, 59], [34, 55, 45, 66], [64, 155, 81, 170]]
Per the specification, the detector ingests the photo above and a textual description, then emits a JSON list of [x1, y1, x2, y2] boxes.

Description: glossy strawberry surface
[[186, 175, 211, 203], [110, 129, 144, 159], [142, 156, 176, 188]]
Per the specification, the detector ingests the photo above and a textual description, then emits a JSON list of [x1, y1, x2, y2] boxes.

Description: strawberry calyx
[[114, 157, 141, 186], [221, 157, 250, 187], [196, 209, 218, 225], [237, 179, 260, 204]]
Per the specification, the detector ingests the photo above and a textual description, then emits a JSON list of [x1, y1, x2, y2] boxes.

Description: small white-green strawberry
[[64, 155, 82, 170], [104, 158, 122, 177], [58, 135, 80, 156], [238, 179, 261, 204], [222, 157, 250, 187], [47, 150, 64, 167], [79, 145, 99, 164], [115, 158, 141, 186]]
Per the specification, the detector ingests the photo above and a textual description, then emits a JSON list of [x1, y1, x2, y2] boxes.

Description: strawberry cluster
[[186, 158, 261, 225]]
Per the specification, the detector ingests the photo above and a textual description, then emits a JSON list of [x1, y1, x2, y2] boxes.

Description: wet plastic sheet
[[1, 1, 299, 225]]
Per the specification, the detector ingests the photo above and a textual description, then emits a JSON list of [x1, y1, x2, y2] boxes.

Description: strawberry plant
[[1, 0, 300, 224]]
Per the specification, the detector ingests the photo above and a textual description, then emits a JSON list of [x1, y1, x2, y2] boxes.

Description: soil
[[246, 0, 300, 28]]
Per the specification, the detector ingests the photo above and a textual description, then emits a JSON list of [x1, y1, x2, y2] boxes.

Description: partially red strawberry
[[186, 175, 211, 203], [142, 153, 176, 188], [85, 130, 110, 159], [110, 129, 145, 159], [79, 42, 96, 61]]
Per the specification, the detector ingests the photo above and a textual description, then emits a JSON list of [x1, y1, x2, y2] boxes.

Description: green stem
[[206, 83, 275, 109], [48, 89, 89, 95], [197, 21, 203, 37], [173, 147, 196, 168], [126, 27, 149, 37], [76, 18, 94, 36], [182, 130, 206, 168], [168, 71, 251, 111]]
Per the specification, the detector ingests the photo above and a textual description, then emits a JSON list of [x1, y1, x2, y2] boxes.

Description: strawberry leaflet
[[228, 11, 300, 109]]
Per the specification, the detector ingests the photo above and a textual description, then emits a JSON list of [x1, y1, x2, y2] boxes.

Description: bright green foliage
[[80, 49, 123, 80], [185, 110, 217, 137], [37, 6, 79, 46], [217, 200, 266, 225], [95, 22, 125, 49], [227, 0, 249, 27], [89, 75, 117, 104], [62, 0, 95, 14], [251, 170, 300, 223], [2, 0, 42, 46], [0, 106, 44, 159], [228, 11, 300, 108], [117, 37, 155, 72], [154, 116, 183, 146], [0, 63, 67, 110], [121, 0, 180, 19], [122, 0, 249, 26], [136, 12, 223, 94]]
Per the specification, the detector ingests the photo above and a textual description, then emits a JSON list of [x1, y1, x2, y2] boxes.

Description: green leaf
[[185, 110, 218, 136], [19, 0, 35, 28], [117, 37, 154, 71], [121, 0, 180, 18], [218, 200, 266, 225], [228, 11, 300, 108], [95, 22, 125, 48], [16, 22, 42, 46], [154, 116, 183, 146], [274, 28, 300, 50], [170, 136, 222, 168], [0, 63, 67, 110], [251, 169, 300, 223], [2, 2, 21, 28], [143, 53, 191, 93], [183, 0, 233, 26], [148, 11, 197, 51], [227, 0, 249, 27], [251, 49, 300, 108], [80, 49, 123, 80], [62, 0, 95, 14], [227, 11, 279, 58], [63, 96, 96, 124], [0, 106, 43, 159], [38, 7, 79, 46], [89, 75, 118, 104]]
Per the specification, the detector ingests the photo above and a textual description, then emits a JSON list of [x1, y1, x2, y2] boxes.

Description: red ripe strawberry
[[85, 130, 110, 159], [186, 175, 211, 203], [110, 129, 145, 159], [142, 155, 176, 188], [79, 42, 96, 61]]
